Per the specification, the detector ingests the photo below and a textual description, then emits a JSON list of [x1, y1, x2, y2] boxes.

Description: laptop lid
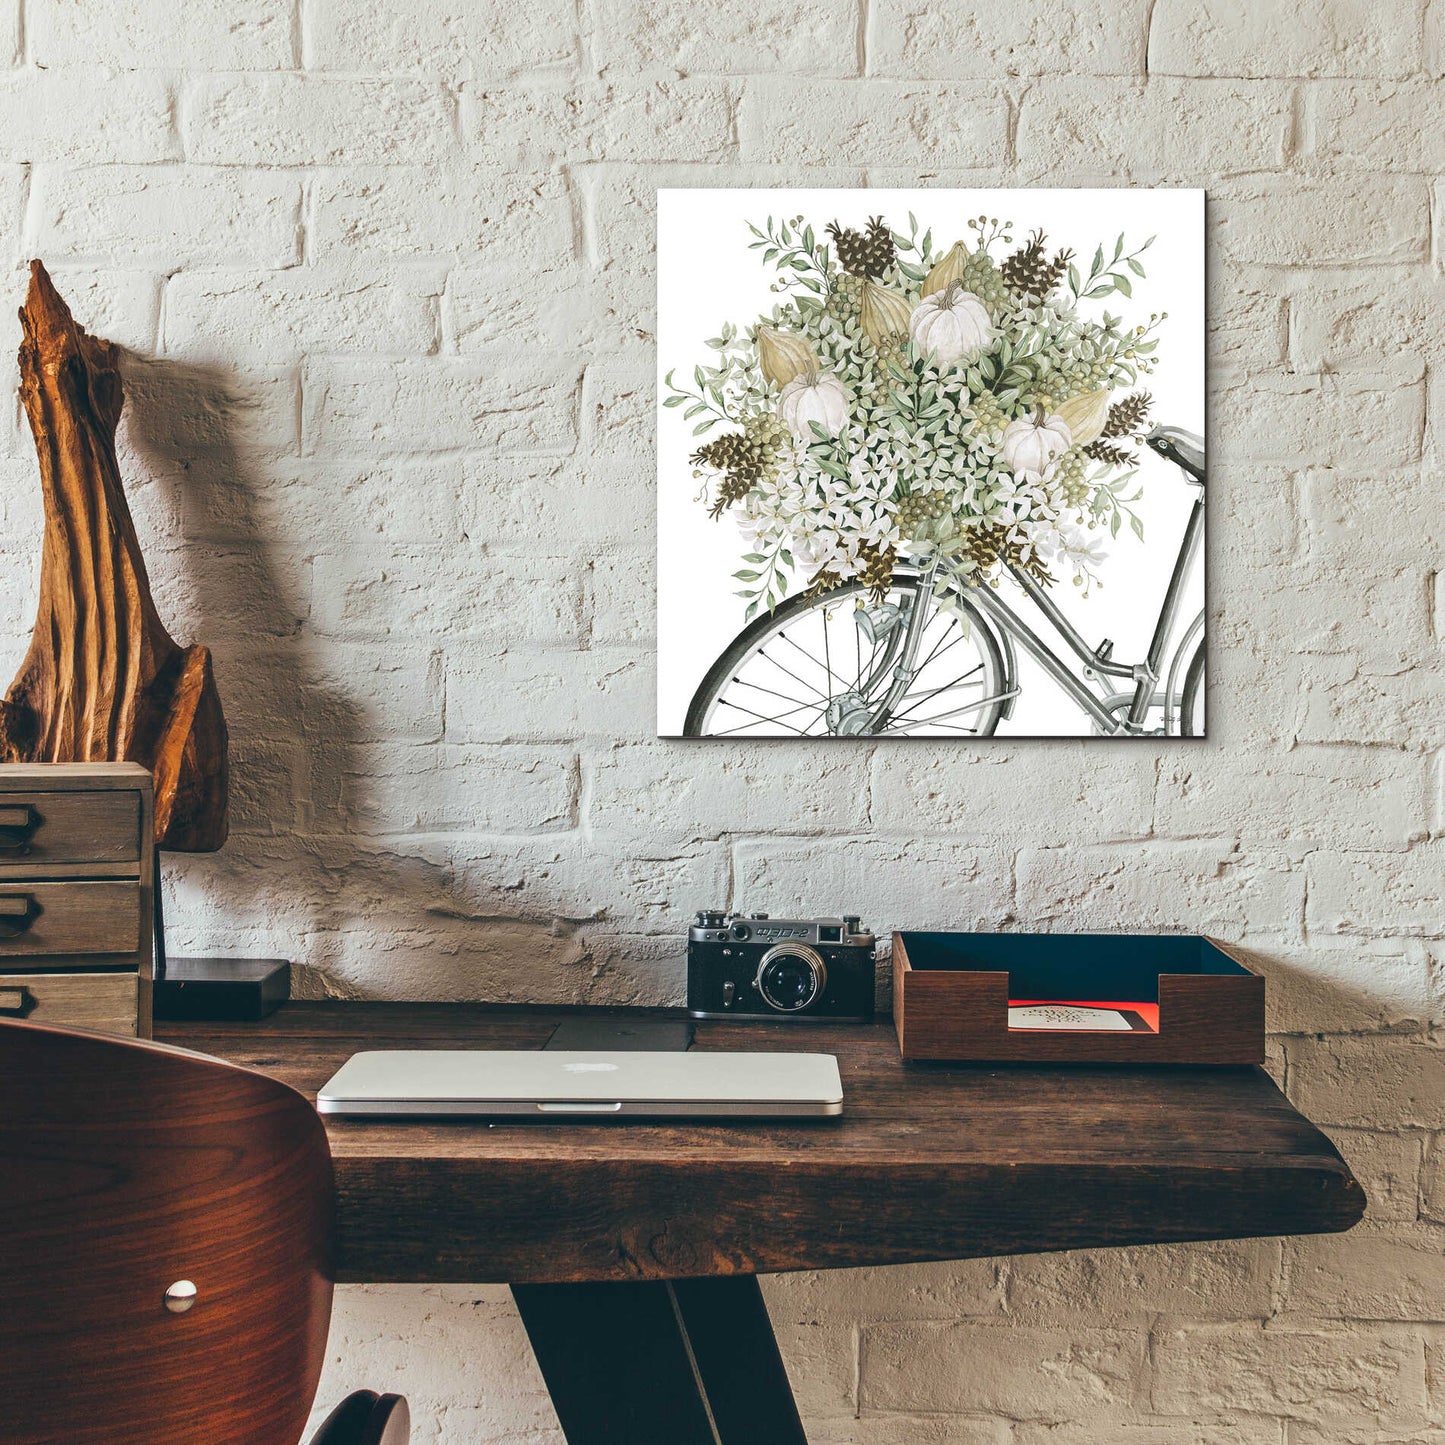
[[316, 1050, 844, 1119]]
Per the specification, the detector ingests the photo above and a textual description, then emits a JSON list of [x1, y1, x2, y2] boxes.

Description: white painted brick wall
[[0, 0, 1440, 1439]]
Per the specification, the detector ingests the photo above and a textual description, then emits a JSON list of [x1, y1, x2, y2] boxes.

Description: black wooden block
[[153, 957, 290, 1022]]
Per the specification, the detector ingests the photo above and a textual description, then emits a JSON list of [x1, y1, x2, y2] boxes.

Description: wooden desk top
[[159, 1003, 1364, 1285]]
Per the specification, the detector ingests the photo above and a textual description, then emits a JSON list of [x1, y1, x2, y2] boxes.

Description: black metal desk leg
[[512, 1277, 809, 1445]]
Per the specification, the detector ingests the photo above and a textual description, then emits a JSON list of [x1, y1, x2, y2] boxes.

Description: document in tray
[[1008, 1003, 1149, 1032]]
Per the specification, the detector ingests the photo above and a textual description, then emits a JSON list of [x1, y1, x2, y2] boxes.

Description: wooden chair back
[[0, 1017, 335, 1445]]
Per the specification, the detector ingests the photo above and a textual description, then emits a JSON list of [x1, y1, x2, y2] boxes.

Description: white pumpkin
[[1002, 412, 1072, 482], [908, 281, 995, 366], [778, 371, 850, 440]]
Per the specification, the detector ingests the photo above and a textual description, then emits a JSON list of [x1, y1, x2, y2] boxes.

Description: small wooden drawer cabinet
[[0, 763, 154, 1038]]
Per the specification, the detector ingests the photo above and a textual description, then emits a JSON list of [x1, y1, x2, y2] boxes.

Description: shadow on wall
[[113, 353, 615, 1001]]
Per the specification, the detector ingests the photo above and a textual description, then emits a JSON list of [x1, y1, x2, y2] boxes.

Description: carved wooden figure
[[0, 261, 227, 851]]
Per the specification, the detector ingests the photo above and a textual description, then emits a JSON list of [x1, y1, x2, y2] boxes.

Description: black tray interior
[[898, 932, 1249, 1003]]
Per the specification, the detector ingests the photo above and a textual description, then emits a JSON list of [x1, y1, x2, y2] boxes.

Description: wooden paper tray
[[892, 931, 1264, 1064]]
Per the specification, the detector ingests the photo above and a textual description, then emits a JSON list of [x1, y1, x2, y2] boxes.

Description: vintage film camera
[[687, 911, 876, 1022]]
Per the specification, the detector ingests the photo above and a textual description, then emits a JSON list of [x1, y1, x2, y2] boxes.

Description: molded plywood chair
[[0, 1017, 411, 1445]]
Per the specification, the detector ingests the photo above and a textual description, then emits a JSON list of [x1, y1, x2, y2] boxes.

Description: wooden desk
[[161, 1003, 1364, 1445]]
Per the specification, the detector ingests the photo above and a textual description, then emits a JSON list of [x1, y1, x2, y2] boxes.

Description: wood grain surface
[[0, 1017, 334, 1445], [0, 265, 227, 852], [160, 1003, 1365, 1285]]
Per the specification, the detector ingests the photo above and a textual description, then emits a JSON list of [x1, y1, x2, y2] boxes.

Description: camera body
[[687, 911, 876, 1022]]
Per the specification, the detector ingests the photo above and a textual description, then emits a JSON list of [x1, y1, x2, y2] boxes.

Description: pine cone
[[805, 568, 845, 599], [828, 216, 894, 279], [1102, 391, 1151, 439], [858, 542, 896, 602], [1001, 229, 1072, 299], [959, 524, 1055, 588], [1084, 439, 1135, 468]]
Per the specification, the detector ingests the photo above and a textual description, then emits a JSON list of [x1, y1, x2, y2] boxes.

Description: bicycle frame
[[870, 482, 1206, 736]]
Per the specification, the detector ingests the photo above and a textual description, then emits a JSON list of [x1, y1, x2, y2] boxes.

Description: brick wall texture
[[0, 0, 1440, 1439]]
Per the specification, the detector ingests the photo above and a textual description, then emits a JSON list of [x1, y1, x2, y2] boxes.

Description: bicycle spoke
[[710, 697, 817, 735], [727, 675, 824, 712], [756, 647, 831, 702], [887, 663, 985, 725]]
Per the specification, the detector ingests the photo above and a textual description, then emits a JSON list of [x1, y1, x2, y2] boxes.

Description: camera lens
[[755, 944, 826, 1013]]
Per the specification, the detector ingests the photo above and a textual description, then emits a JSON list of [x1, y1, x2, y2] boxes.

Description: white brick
[[448, 261, 627, 355], [0, 69, 177, 162], [1301, 467, 1445, 571], [1288, 1034, 1445, 1129], [302, 358, 579, 457], [1007, 1239, 1278, 1323], [455, 456, 650, 549], [1209, 264, 1288, 374], [165, 267, 442, 364], [311, 165, 574, 260], [1213, 366, 1424, 468], [1155, 744, 1428, 849], [1311, 81, 1445, 171], [869, 745, 1154, 843], [184, 75, 456, 167], [733, 836, 1014, 931], [766, 1259, 1005, 1325], [586, 740, 871, 840], [587, 551, 653, 645], [30, 165, 302, 268], [180, 457, 465, 547], [1149, 0, 1422, 78], [307, 0, 576, 76], [1212, 178, 1429, 267], [1246, 939, 1441, 1035], [446, 646, 651, 743], [869, 0, 1144, 76], [309, 545, 585, 645], [1151, 1323, 1427, 1427], [1329, 1128, 1423, 1222], [1288, 275, 1440, 375], [860, 1322, 1144, 1415], [305, 643, 446, 745], [435, 833, 730, 936], [334, 743, 577, 834], [738, 79, 1009, 167], [1016, 80, 1293, 181], [1015, 841, 1305, 942], [594, 0, 860, 76], [466, 79, 735, 166], [118, 358, 299, 459], [1011, 1421, 1281, 1445], [30, 0, 292, 68], [1306, 846, 1445, 938], [1283, 1223, 1445, 1321]]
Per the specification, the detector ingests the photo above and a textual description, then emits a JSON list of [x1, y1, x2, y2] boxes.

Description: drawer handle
[[0, 985, 33, 1016], [0, 804, 41, 857], [0, 894, 40, 939]]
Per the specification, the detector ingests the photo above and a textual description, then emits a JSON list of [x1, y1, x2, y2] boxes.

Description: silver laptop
[[316, 1050, 844, 1119]]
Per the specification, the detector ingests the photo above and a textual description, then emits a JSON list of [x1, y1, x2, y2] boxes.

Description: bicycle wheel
[[683, 570, 1008, 738], [1179, 640, 1206, 737]]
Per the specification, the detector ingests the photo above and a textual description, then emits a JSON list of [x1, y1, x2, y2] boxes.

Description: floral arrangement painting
[[658, 190, 1205, 739]]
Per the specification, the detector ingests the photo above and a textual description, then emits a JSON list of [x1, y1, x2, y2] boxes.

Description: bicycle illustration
[[684, 426, 1205, 739]]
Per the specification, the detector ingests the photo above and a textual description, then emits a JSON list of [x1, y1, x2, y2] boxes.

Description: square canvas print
[[657, 188, 1205, 738]]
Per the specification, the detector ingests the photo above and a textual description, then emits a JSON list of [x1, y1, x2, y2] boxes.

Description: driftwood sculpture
[[0, 261, 227, 851]]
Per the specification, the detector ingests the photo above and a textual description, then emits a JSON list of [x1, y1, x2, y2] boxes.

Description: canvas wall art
[[657, 189, 1205, 738]]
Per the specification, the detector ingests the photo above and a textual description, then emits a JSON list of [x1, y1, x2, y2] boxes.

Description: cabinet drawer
[[0, 790, 142, 870], [0, 972, 139, 1037], [0, 882, 143, 958]]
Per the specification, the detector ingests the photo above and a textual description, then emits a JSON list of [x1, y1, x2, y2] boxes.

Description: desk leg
[[512, 1277, 808, 1445]]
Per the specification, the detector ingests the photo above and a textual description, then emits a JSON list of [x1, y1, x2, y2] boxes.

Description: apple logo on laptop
[[562, 1061, 620, 1073]]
